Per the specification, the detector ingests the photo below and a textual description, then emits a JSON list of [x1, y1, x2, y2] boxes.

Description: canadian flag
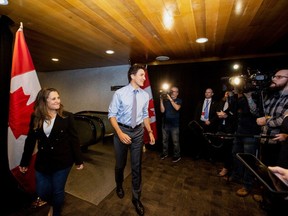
[[141, 68, 157, 144], [8, 23, 41, 194]]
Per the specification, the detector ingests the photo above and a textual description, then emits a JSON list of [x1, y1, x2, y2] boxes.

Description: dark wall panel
[[147, 56, 288, 155]]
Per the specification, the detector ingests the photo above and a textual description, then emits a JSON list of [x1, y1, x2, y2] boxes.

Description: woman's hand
[[19, 166, 28, 174], [217, 111, 227, 119]]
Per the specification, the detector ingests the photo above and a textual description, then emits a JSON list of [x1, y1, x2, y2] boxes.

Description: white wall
[[38, 65, 130, 113]]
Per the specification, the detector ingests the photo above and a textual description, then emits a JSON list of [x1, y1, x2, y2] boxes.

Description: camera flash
[[229, 76, 241, 86], [162, 83, 170, 90]]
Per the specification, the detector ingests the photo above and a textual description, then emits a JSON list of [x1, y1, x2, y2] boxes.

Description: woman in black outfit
[[216, 91, 237, 177], [19, 88, 84, 216]]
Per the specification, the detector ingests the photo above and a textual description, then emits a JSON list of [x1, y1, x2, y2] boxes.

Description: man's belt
[[118, 122, 142, 129]]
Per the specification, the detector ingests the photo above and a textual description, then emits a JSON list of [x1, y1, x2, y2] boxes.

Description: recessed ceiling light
[[156, 56, 170, 61], [51, 58, 59, 62], [0, 0, 8, 5], [106, 50, 114, 54], [196, 37, 208, 43]]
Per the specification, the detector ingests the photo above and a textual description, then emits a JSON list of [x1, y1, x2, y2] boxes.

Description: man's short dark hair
[[272, 65, 288, 74], [128, 64, 145, 82]]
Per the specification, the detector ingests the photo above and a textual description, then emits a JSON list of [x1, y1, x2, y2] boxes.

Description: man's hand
[[118, 131, 132, 145], [167, 94, 172, 101], [256, 116, 268, 126], [19, 166, 28, 174], [149, 132, 155, 145], [273, 133, 288, 141]]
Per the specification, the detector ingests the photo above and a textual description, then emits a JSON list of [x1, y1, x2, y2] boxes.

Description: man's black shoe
[[160, 153, 168, 160], [116, 186, 124, 199], [132, 199, 144, 216], [172, 156, 181, 163]]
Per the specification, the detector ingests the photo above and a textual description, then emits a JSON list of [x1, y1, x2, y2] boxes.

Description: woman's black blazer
[[20, 111, 83, 174]]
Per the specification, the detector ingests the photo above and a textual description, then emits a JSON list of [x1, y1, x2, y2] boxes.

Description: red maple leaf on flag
[[8, 23, 41, 194], [9, 87, 35, 139]]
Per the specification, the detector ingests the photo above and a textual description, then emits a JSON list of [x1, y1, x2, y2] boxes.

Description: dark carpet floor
[[7, 141, 274, 216]]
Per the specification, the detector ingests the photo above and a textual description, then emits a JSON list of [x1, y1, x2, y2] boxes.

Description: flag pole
[[19, 22, 23, 31]]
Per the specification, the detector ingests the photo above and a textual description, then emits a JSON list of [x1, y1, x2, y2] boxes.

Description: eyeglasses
[[271, 75, 288, 80], [170, 90, 178, 93]]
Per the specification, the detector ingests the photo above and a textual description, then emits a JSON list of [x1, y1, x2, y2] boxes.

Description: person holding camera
[[249, 68, 288, 170], [255, 69, 288, 167], [160, 86, 182, 162], [229, 68, 288, 207]]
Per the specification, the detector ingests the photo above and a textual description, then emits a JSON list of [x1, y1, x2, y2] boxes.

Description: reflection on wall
[[38, 65, 130, 113]]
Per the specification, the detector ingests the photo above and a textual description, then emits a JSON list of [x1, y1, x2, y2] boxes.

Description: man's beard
[[269, 82, 285, 91]]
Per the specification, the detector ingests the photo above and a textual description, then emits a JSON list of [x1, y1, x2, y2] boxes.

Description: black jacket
[[20, 111, 83, 174], [236, 95, 260, 135], [194, 99, 219, 132], [217, 99, 237, 134]]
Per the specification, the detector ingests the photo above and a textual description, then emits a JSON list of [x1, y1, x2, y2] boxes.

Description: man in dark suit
[[192, 88, 219, 161]]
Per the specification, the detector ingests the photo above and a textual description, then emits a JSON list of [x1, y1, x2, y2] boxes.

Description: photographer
[[242, 68, 288, 209], [160, 86, 182, 162], [256, 68, 288, 166]]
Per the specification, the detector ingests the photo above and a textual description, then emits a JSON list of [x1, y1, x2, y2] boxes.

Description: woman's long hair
[[33, 87, 64, 129]]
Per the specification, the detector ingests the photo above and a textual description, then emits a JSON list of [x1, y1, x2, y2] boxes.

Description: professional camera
[[160, 89, 170, 100], [228, 69, 271, 93], [160, 83, 171, 100]]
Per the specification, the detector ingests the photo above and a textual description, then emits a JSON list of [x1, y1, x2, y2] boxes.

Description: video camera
[[226, 68, 271, 93]]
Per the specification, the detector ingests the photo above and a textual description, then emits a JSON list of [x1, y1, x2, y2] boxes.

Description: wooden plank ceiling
[[1, 0, 288, 72]]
